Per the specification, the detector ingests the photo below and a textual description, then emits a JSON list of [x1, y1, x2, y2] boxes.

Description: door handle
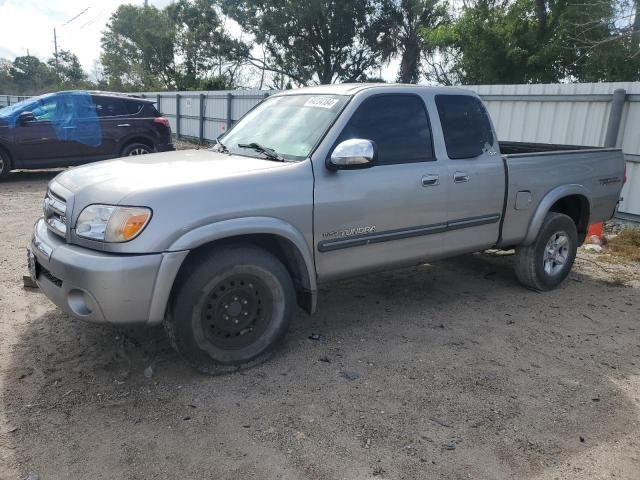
[[117, 123, 131, 127], [453, 171, 469, 183], [421, 174, 440, 187]]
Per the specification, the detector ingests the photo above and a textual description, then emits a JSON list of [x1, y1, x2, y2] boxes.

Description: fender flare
[[167, 215, 317, 306], [522, 184, 591, 245]]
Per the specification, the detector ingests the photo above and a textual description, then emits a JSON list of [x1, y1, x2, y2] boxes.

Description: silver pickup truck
[[29, 84, 625, 374]]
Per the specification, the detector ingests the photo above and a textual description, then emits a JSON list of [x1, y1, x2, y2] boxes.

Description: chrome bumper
[[29, 218, 187, 325]]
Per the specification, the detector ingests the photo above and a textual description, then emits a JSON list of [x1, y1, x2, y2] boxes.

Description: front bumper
[[29, 218, 187, 325]]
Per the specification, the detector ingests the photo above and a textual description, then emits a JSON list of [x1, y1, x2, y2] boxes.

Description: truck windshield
[[218, 94, 349, 161]]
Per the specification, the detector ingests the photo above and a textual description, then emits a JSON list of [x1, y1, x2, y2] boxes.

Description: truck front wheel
[[514, 212, 578, 291], [164, 245, 295, 375]]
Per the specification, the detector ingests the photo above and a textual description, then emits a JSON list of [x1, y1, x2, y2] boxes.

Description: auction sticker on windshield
[[304, 96, 339, 109]]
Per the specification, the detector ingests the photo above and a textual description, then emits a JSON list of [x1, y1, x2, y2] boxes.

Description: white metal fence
[[2, 83, 640, 218]]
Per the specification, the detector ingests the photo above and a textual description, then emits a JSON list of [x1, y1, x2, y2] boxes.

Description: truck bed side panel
[[500, 149, 625, 246]]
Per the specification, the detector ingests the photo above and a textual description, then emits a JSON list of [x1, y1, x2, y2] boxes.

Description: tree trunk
[[397, 35, 421, 84], [633, 0, 640, 52], [535, 0, 547, 36]]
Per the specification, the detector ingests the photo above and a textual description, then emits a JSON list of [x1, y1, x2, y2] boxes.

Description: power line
[[61, 7, 91, 27]]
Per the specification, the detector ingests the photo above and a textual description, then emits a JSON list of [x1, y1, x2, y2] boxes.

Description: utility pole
[[53, 27, 60, 80]]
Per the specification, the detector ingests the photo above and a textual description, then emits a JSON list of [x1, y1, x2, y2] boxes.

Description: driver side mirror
[[328, 139, 376, 170], [18, 111, 36, 125]]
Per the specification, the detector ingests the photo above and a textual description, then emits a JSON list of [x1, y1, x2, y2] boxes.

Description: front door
[[313, 93, 450, 282], [12, 96, 78, 165]]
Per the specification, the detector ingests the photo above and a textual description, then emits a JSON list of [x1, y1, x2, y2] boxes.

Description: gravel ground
[[1, 169, 639, 480]]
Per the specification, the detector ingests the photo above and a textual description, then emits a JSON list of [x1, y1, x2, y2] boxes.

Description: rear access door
[[434, 94, 505, 253]]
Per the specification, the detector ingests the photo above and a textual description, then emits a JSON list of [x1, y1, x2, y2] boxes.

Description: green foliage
[[100, 4, 177, 91], [167, 0, 247, 89], [372, 0, 450, 83], [0, 52, 95, 96], [47, 50, 89, 88], [423, 0, 640, 84], [221, 0, 384, 85], [101, 1, 245, 91], [8, 56, 57, 95], [2, 0, 639, 94]]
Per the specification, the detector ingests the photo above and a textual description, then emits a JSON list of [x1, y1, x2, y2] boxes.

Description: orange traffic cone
[[586, 222, 603, 244]]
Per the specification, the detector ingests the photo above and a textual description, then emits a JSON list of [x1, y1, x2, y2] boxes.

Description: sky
[[0, 0, 172, 77], [0, 0, 399, 84]]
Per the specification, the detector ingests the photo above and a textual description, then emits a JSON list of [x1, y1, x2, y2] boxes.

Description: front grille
[[43, 189, 67, 238]]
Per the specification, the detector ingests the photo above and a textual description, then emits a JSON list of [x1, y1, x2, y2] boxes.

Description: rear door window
[[435, 95, 494, 159], [124, 100, 143, 115], [93, 97, 127, 117], [338, 94, 434, 165]]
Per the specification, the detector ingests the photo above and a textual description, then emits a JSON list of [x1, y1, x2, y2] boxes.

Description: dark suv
[[0, 90, 174, 179]]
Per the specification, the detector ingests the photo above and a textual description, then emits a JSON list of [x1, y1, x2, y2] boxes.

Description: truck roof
[[274, 83, 475, 97]]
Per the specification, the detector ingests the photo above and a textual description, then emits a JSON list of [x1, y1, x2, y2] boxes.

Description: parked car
[[28, 84, 625, 374], [0, 90, 174, 179]]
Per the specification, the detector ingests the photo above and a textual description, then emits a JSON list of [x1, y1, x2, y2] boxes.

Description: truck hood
[[54, 149, 288, 203]]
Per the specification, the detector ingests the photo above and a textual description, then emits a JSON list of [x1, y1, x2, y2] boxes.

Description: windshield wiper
[[237, 142, 285, 162]]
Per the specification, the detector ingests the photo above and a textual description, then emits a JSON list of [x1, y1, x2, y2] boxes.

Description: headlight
[[75, 205, 152, 242]]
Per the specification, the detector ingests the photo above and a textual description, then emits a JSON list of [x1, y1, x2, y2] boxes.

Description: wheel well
[[121, 137, 155, 154], [0, 143, 12, 163], [173, 234, 314, 314], [549, 194, 590, 245]]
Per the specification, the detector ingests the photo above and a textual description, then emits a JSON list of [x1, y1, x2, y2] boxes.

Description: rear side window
[[338, 94, 434, 164], [124, 100, 143, 115], [435, 95, 494, 159], [141, 102, 160, 116], [92, 97, 127, 117]]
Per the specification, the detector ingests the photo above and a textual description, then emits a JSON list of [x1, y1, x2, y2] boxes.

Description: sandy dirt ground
[[1, 169, 639, 480]]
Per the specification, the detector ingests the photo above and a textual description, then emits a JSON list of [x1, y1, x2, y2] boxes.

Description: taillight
[[154, 117, 170, 127]]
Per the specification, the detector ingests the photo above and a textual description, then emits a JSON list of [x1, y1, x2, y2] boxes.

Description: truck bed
[[497, 143, 625, 247]]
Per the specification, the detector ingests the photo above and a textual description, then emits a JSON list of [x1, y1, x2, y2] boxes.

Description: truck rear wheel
[[164, 245, 295, 375], [514, 212, 577, 291]]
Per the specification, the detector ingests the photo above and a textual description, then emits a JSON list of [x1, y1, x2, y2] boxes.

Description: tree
[[423, 0, 640, 84], [221, 0, 384, 85], [0, 59, 16, 94], [47, 50, 87, 87], [101, 4, 177, 90], [9, 55, 57, 95], [373, 0, 449, 83], [167, 0, 247, 89]]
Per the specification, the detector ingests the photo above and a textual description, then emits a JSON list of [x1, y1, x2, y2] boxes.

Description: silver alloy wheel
[[543, 231, 569, 276], [129, 147, 150, 156], [0, 157, 4, 172]]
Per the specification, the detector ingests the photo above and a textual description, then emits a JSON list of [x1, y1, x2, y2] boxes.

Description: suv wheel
[[514, 212, 578, 291], [0, 149, 11, 180], [164, 245, 295, 375], [122, 143, 153, 156]]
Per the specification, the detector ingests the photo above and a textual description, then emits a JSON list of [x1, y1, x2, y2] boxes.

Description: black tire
[[0, 148, 11, 180], [514, 212, 578, 291], [121, 142, 153, 157], [164, 245, 295, 375]]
